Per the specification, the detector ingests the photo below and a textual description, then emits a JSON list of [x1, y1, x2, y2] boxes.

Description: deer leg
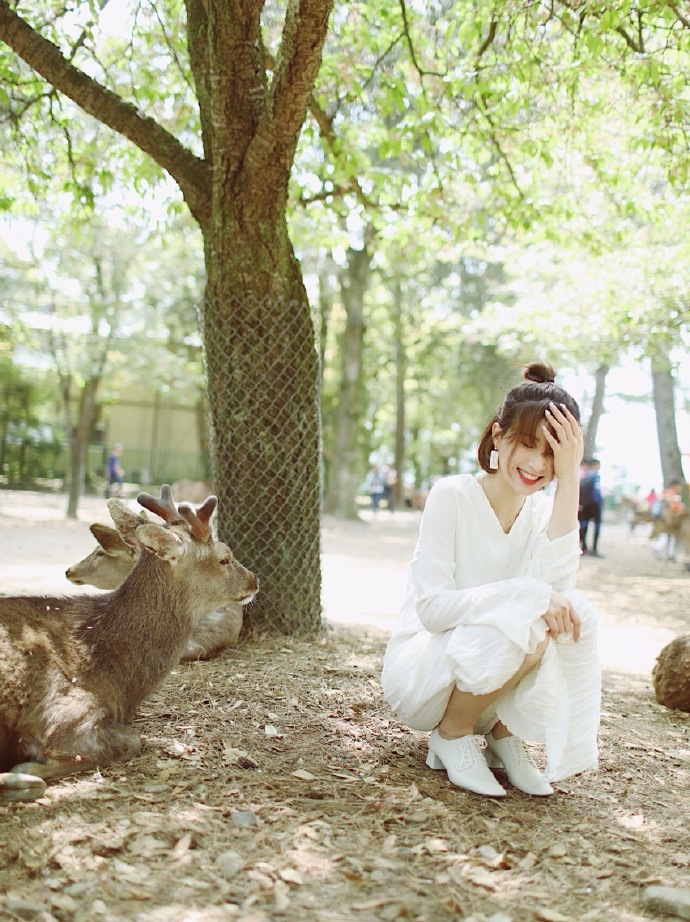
[[0, 772, 47, 803], [180, 604, 243, 661], [0, 721, 142, 802]]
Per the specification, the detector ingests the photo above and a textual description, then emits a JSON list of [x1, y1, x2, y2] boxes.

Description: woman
[[381, 362, 600, 797]]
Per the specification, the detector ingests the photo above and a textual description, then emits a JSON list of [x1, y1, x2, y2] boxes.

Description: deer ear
[[136, 524, 187, 563], [90, 522, 129, 555], [107, 499, 147, 548]]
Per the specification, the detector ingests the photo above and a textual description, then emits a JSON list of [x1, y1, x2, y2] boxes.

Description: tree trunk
[[0, 0, 334, 634], [317, 254, 337, 387], [322, 245, 372, 519], [651, 355, 685, 492], [583, 364, 608, 458], [392, 276, 406, 510], [200, 218, 322, 635], [66, 376, 101, 518]]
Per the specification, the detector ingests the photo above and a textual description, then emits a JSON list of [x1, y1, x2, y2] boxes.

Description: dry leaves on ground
[[1, 624, 690, 922], [1, 499, 690, 921]]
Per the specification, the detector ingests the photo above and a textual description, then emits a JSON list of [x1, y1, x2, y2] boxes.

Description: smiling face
[[492, 421, 555, 495]]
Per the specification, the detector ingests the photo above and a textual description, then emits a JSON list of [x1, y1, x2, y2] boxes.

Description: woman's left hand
[[543, 402, 583, 482]]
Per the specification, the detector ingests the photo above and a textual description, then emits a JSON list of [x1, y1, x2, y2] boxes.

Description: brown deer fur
[[0, 486, 258, 802], [65, 521, 244, 661]]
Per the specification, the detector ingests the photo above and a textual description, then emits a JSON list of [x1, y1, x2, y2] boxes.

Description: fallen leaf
[[536, 910, 571, 922], [171, 833, 193, 861]]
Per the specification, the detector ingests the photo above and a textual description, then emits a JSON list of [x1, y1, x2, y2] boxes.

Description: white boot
[[426, 730, 506, 797], [485, 731, 554, 797]]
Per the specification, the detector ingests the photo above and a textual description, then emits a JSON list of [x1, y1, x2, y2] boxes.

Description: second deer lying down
[[66, 519, 243, 661], [0, 486, 258, 803]]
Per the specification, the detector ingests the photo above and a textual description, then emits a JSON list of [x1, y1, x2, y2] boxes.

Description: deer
[[66, 519, 141, 588], [65, 519, 244, 662], [628, 506, 655, 535], [0, 485, 258, 803], [650, 507, 690, 565]]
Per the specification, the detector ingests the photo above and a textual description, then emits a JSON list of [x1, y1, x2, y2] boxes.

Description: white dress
[[381, 473, 601, 782]]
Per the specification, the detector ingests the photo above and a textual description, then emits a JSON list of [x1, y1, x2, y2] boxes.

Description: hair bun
[[523, 361, 556, 385]]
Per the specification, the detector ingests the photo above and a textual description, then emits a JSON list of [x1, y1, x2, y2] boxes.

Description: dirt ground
[[1, 490, 689, 922]]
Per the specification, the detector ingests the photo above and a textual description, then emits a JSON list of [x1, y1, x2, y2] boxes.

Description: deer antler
[[178, 497, 218, 541], [137, 485, 185, 525]]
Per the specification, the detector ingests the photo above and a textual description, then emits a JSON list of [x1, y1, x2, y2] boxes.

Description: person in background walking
[[382, 464, 397, 511], [364, 465, 386, 512], [646, 487, 661, 519], [578, 458, 604, 558], [105, 443, 125, 498]]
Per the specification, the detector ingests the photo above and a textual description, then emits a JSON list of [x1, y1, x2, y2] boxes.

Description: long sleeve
[[407, 475, 578, 638], [381, 474, 600, 778]]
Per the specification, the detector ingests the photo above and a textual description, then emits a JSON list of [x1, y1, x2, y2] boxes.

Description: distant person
[[382, 465, 397, 511], [578, 458, 603, 557], [105, 444, 124, 498], [646, 487, 661, 518], [382, 362, 600, 798], [364, 465, 385, 512]]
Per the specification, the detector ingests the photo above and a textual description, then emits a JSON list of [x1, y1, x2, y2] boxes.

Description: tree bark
[[66, 376, 101, 519], [651, 355, 686, 493], [583, 364, 608, 458], [322, 245, 372, 519], [392, 275, 406, 511], [0, 0, 334, 634]]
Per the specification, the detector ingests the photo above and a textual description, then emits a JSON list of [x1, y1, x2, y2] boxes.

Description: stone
[[642, 886, 690, 919], [653, 635, 690, 712]]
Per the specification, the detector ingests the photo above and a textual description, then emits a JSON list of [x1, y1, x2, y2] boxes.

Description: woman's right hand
[[542, 590, 581, 641]]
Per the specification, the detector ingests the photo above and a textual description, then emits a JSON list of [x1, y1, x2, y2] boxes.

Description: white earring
[[489, 449, 499, 470]]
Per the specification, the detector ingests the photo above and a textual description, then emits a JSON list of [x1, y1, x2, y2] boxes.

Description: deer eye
[[219, 556, 231, 566], [95, 549, 105, 558]]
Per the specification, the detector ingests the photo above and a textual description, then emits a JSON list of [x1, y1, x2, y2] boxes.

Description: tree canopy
[[3, 0, 690, 631]]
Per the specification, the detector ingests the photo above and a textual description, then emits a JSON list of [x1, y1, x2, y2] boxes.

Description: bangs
[[508, 401, 555, 450]]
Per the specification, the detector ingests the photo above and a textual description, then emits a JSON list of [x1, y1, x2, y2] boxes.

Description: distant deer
[[628, 506, 654, 535], [65, 520, 244, 661], [0, 486, 258, 803], [650, 507, 690, 564]]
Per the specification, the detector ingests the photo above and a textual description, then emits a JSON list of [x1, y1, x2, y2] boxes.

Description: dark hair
[[477, 362, 581, 473]]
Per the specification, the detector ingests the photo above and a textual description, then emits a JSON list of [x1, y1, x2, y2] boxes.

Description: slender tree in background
[[582, 365, 609, 459], [651, 353, 686, 493], [323, 240, 374, 519]]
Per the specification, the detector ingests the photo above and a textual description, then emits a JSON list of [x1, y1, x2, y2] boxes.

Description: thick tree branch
[[0, 0, 211, 225], [244, 0, 334, 199], [668, 2, 690, 31]]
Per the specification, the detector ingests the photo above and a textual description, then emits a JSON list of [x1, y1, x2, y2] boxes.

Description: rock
[[653, 634, 690, 712], [230, 809, 258, 827], [216, 849, 244, 879], [642, 885, 690, 919]]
